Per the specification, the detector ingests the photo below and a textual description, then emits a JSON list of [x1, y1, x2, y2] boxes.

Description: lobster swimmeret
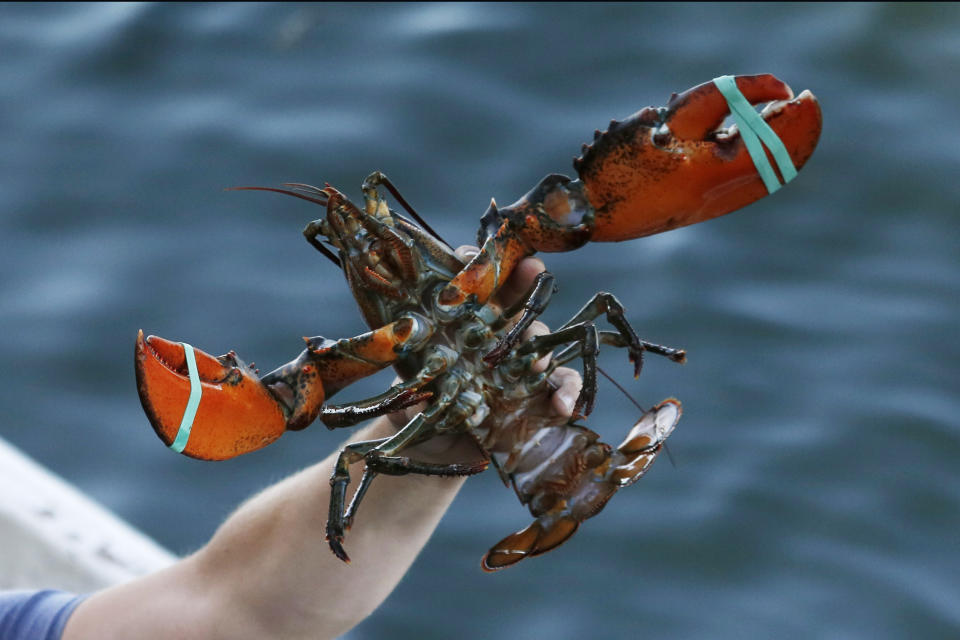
[[135, 75, 821, 570]]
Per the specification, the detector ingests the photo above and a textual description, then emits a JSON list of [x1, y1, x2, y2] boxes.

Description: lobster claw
[[135, 331, 290, 461], [575, 73, 823, 241]]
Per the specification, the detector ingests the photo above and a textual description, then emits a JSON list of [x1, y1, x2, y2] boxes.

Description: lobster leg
[[301, 218, 342, 268], [327, 409, 439, 562], [326, 341, 460, 433], [558, 291, 686, 377], [343, 467, 376, 531], [515, 322, 600, 418], [365, 452, 490, 477], [326, 352, 490, 561], [510, 290, 687, 417], [320, 381, 433, 430], [484, 270, 557, 365], [327, 438, 388, 562], [597, 332, 685, 363], [340, 453, 489, 534], [552, 333, 684, 367]]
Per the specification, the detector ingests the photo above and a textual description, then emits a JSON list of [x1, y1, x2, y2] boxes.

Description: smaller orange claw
[[577, 73, 823, 242], [481, 516, 581, 572], [135, 330, 288, 461]]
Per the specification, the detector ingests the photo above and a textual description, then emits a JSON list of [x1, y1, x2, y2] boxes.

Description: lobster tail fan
[[481, 522, 539, 571], [611, 398, 681, 487], [481, 516, 580, 572]]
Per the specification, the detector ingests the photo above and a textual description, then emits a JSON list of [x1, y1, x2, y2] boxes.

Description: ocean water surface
[[1, 3, 958, 638]]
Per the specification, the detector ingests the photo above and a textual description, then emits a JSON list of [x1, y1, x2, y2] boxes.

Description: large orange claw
[[135, 330, 288, 460], [576, 73, 822, 241]]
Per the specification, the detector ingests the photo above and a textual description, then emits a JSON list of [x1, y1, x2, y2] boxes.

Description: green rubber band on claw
[[170, 342, 202, 453], [712, 75, 798, 194]]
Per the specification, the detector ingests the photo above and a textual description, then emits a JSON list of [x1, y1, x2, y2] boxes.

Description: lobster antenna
[[281, 182, 330, 198], [228, 185, 328, 207], [597, 365, 676, 469], [663, 439, 677, 468], [227, 186, 342, 269], [597, 365, 645, 413]]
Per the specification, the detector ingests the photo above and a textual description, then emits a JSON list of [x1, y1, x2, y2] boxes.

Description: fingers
[[498, 256, 546, 308], [549, 367, 583, 418], [515, 322, 583, 418], [516, 321, 583, 417], [523, 320, 551, 372]]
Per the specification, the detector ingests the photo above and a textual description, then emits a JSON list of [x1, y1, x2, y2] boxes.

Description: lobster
[[135, 74, 821, 570]]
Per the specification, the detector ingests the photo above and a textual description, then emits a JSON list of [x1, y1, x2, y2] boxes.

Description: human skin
[[62, 247, 582, 640]]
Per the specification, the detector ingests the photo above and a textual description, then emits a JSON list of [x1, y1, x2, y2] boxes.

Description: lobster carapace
[[135, 74, 821, 570]]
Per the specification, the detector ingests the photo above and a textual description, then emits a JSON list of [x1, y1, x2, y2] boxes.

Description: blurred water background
[[1, 3, 958, 638]]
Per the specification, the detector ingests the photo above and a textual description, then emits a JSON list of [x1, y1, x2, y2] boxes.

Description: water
[[2, 3, 958, 638]]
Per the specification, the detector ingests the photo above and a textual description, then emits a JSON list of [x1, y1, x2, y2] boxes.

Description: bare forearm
[[64, 418, 466, 640], [195, 417, 466, 638]]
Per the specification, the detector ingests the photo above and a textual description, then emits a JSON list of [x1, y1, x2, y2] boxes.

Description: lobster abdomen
[[478, 398, 681, 571]]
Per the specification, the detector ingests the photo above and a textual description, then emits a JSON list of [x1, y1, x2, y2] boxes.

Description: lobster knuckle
[[391, 316, 414, 341], [498, 174, 595, 253], [284, 365, 328, 432], [391, 312, 433, 353]]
